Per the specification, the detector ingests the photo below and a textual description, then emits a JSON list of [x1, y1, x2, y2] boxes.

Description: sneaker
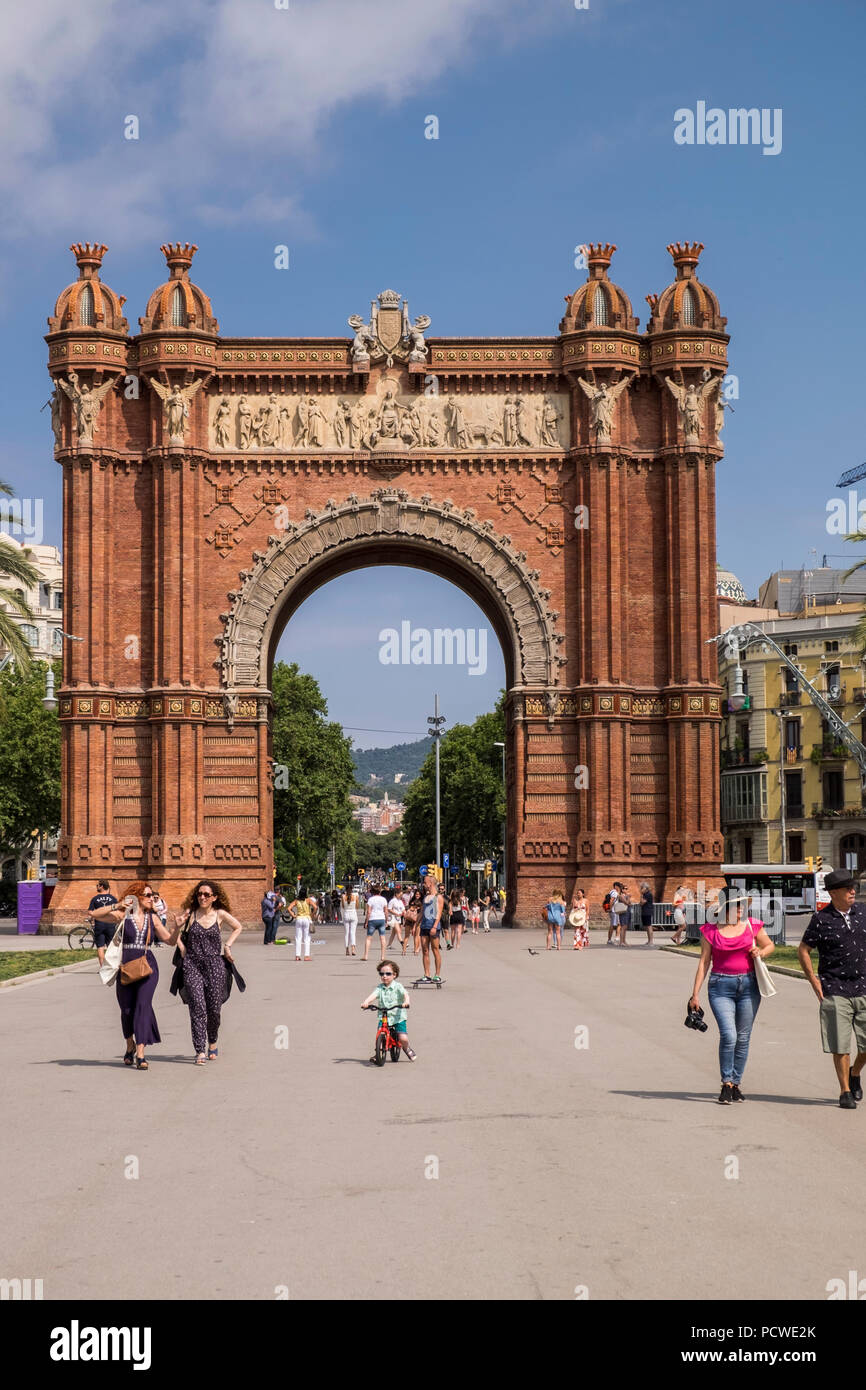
[[840, 1091, 857, 1109], [431, 975, 441, 982], [731, 1085, 745, 1102], [717, 1083, 733, 1104], [850, 1073, 864, 1102], [406, 1049, 417, 1062]]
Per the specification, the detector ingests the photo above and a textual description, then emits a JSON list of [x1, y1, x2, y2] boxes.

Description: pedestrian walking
[[286, 886, 319, 961], [797, 868, 866, 1109], [91, 882, 179, 1069], [569, 889, 589, 950], [689, 892, 774, 1103], [174, 880, 244, 1063], [386, 891, 406, 950], [362, 884, 389, 963], [604, 883, 621, 944], [402, 889, 421, 957], [261, 887, 284, 946], [671, 885, 688, 945], [448, 889, 465, 950], [544, 890, 566, 950], [640, 881, 655, 946], [87, 879, 118, 968], [615, 884, 631, 946], [342, 886, 360, 956]]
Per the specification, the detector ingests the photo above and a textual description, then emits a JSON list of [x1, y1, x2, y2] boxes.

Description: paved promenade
[[0, 928, 858, 1301]]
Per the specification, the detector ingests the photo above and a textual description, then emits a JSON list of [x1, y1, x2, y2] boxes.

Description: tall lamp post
[[493, 740, 505, 898], [427, 695, 446, 876]]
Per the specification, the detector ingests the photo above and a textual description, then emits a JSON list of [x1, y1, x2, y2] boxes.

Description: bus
[[721, 863, 831, 916]]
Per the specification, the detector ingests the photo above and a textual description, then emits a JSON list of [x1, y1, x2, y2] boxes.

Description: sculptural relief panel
[[208, 389, 570, 452]]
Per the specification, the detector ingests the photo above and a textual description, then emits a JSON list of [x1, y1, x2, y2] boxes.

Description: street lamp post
[[493, 740, 505, 897], [427, 695, 446, 875]]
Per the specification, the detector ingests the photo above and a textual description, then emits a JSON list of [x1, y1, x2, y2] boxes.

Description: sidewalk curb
[[0, 959, 98, 990], [659, 945, 805, 979]]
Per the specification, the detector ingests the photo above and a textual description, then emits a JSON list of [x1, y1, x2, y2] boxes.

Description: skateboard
[[412, 976, 444, 989]]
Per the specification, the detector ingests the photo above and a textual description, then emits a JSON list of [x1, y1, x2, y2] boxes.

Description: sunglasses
[[198, 890, 214, 897], [379, 971, 394, 977], [142, 891, 154, 898]]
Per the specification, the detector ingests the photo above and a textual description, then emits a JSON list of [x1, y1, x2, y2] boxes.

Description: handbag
[[120, 916, 153, 987], [613, 899, 628, 914], [751, 924, 777, 998], [99, 919, 124, 986]]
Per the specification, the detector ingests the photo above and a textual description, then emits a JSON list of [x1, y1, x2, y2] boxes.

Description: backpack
[[602, 892, 612, 911]]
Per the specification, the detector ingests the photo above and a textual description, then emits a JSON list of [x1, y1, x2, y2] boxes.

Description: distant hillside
[[352, 737, 433, 790]]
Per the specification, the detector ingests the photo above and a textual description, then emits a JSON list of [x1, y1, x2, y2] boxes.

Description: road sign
[[443, 853, 450, 868], [396, 861, 406, 871], [419, 864, 428, 877], [470, 861, 486, 872]]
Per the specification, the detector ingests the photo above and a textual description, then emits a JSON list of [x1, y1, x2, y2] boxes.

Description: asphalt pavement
[[0, 925, 858, 1300]]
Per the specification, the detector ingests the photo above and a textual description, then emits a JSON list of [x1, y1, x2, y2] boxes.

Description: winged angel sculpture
[[56, 371, 120, 447], [664, 374, 718, 446], [146, 377, 207, 444], [576, 373, 633, 445]]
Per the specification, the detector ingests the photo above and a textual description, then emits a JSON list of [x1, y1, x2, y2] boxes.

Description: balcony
[[784, 745, 803, 763], [721, 747, 769, 770], [811, 739, 847, 762], [779, 689, 801, 708], [812, 803, 865, 820]]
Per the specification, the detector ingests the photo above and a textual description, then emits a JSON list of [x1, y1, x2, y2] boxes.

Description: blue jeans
[[707, 972, 761, 1084]]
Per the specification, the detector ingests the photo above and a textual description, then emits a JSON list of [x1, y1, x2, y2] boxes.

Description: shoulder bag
[[99, 918, 125, 986], [751, 923, 777, 998], [120, 915, 154, 986]]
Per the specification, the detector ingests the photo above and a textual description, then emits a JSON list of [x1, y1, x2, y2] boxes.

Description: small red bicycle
[[364, 1004, 402, 1066]]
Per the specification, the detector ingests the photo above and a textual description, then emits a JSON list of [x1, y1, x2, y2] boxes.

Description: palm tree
[[841, 529, 866, 656], [0, 479, 40, 669]]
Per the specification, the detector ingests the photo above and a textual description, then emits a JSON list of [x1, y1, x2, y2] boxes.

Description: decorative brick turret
[[47, 243, 128, 333], [559, 242, 639, 333], [139, 242, 218, 333]]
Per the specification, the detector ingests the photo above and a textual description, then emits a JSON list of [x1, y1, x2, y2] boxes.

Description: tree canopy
[[0, 659, 61, 853], [401, 698, 505, 870], [271, 661, 357, 887]]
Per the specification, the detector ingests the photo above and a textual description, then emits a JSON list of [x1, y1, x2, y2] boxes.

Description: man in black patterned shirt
[[798, 869, 866, 1109]]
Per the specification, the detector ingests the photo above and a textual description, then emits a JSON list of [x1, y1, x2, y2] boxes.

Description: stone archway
[[216, 489, 565, 692]]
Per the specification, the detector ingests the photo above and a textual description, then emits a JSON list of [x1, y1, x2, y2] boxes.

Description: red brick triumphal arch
[[42, 239, 727, 929]]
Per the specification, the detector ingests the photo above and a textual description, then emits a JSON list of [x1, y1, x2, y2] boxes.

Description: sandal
[[195, 1053, 208, 1065], [124, 1047, 135, 1066], [207, 1048, 219, 1061], [135, 1057, 149, 1070]]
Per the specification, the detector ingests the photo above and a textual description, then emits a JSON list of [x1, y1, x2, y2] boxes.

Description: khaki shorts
[[818, 993, 866, 1054]]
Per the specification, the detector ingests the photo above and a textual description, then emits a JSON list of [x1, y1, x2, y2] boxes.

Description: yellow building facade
[[719, 606, 866, 872]]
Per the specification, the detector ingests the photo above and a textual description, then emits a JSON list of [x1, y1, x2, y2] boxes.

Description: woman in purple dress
[[175, 880, 244, 1065], [92, 881, 180, 1070]]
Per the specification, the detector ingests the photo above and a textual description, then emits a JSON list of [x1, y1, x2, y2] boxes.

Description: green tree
[[348, 827, 405, 878], [271, 661, 356, 888], [402, 699, 505, 869], [0, 659, 61, 854], [0, 479, 40, 668]]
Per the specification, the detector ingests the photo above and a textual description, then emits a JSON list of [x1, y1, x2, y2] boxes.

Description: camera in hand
[[684, 1002, 708, 1032]]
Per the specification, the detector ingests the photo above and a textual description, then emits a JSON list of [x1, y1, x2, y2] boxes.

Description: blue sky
[[2, 0, 864, 745]]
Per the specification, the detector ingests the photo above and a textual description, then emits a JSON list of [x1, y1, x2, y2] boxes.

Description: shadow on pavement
[[34, 1054, 196, 1067], [612, 1089, 836, 1107]]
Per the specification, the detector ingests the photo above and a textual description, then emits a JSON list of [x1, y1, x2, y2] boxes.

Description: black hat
[[825, 869, 856, 890]]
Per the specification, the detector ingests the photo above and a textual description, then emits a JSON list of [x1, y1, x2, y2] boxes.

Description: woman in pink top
[[689, 893, 774, 1104]]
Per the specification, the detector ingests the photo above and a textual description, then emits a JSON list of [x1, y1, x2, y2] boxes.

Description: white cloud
[[0, 0, 558, 247]]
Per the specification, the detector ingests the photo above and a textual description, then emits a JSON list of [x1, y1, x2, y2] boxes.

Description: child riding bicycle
[[361, 959, 417, 1062]]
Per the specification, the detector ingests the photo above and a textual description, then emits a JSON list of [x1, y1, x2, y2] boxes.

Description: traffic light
[[816, 855, 823, 871], [806, 856, 814, 871]]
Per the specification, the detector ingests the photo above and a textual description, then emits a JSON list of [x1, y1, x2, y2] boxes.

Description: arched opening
[[78, 284, 95, 326], [272, 564, 508, 901], [217, 489, 567, 923]]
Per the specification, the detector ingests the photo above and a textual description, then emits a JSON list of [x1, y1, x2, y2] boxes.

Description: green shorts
[[390, 1018, 407, 1035], [818, 993, 866, 1054]]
